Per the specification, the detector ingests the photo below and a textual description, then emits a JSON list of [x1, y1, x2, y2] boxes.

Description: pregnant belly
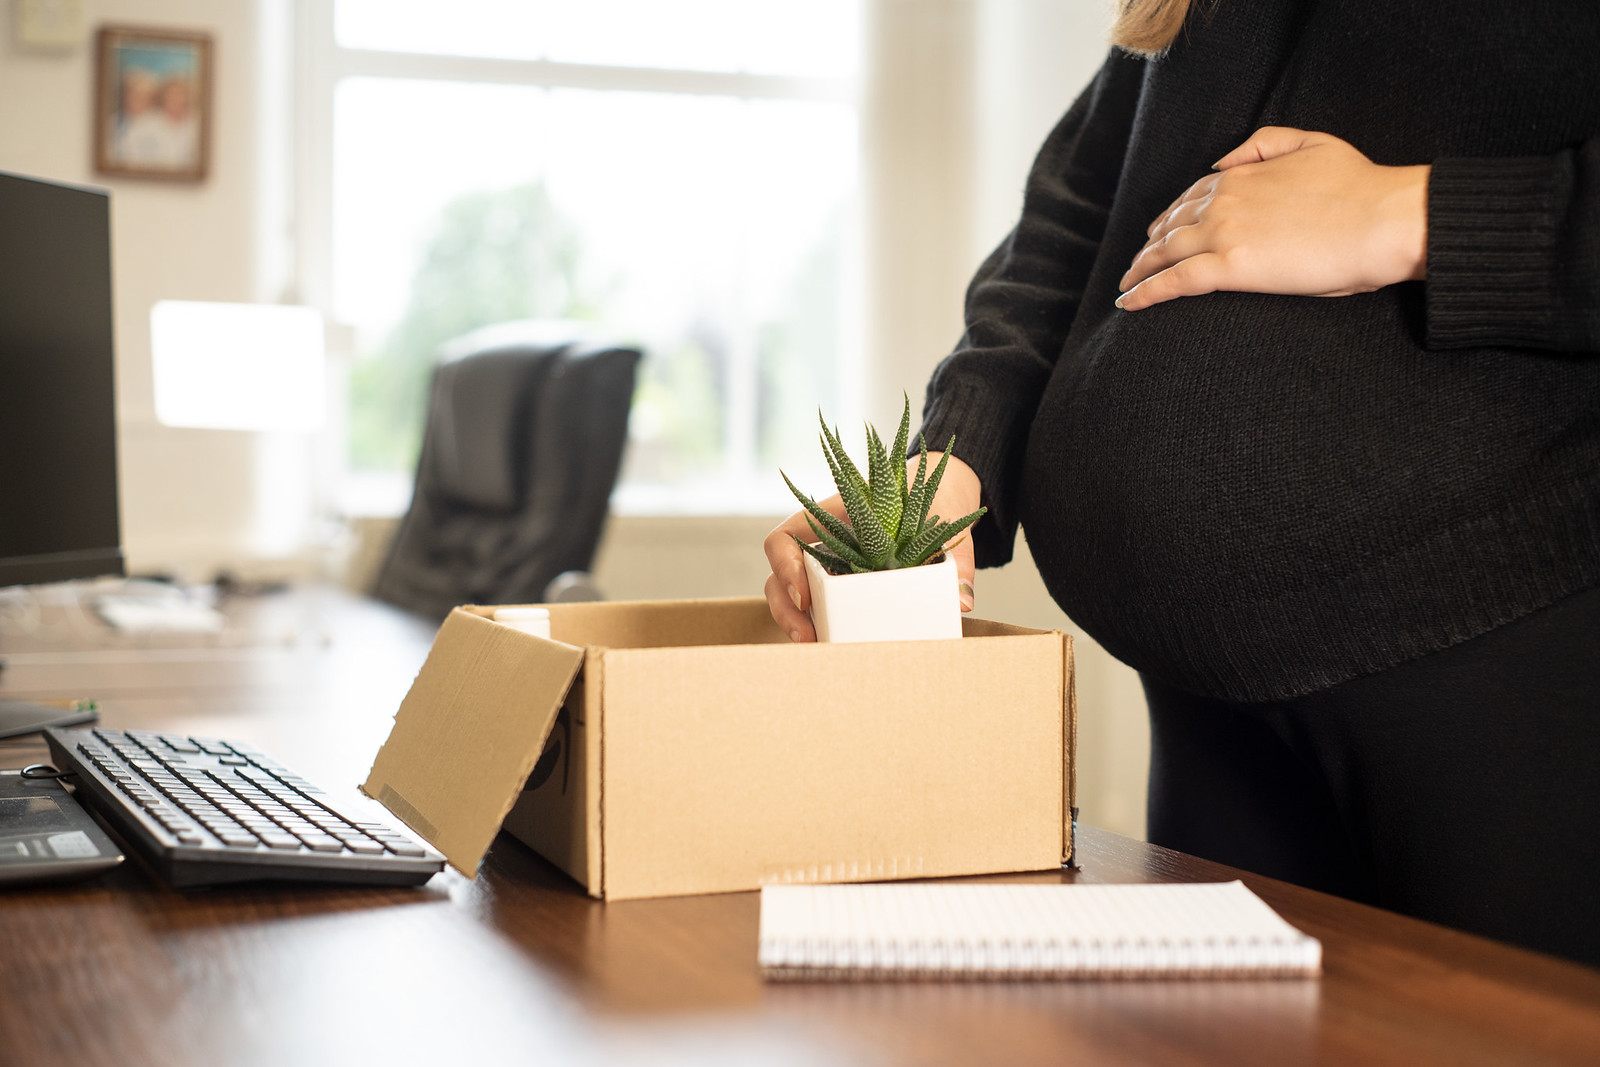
[[1020, 290, 1508, 611]]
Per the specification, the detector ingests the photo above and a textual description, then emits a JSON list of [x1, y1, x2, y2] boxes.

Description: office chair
[[371, 321, 641, 621]]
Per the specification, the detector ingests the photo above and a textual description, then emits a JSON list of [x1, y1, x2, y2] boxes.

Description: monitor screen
[[0, 171, 123, 588]]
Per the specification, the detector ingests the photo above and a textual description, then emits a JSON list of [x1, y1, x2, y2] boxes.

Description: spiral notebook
[[758, 881, 1322, 981]]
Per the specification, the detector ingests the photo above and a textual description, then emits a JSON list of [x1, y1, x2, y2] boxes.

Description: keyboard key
[[300, 836, 344, 853]]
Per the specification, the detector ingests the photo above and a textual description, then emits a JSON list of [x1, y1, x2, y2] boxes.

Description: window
[[302, 0, 862, 514]]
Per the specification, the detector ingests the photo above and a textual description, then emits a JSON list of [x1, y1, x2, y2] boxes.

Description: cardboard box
[[363, 597, 1075, 901]]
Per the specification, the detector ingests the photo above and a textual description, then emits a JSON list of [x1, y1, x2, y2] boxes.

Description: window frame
[[292, 0, 864, 517]]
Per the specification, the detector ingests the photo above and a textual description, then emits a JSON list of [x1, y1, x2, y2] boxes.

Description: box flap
[[362, 607, 584, 875]]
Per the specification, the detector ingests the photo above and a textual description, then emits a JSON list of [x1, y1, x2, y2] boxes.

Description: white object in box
[[803, 551, 962, 643], [493, 606, 551, 639]]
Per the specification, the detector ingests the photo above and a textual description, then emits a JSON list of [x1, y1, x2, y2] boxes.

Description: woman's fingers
[[1117, 252, 1229, 311], [1144, 195, 1208, 245], [763, 495, 847, 642], [922, 453, 984, 612], [763, 453, 986, 636], [1119, 127, 1429, 312], [1212, 125, 1316, 170], [948, 529, 977, 611], [1120, 221, 1211, 293], [1145, 172, 1219, 237], [764, 571, 815, 643]]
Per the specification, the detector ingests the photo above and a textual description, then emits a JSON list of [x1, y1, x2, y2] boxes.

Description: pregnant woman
[[763, 0, 1600, 967]]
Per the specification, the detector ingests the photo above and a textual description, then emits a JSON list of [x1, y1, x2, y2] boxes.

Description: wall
[[0, 0, 294, 581], [1, 0, 1152, 840]]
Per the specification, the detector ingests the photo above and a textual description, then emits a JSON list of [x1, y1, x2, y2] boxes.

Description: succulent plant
[[782, 396, 986, 575]]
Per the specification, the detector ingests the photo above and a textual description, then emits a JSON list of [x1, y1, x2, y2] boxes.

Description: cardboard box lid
[[362, 608, 584, 874]]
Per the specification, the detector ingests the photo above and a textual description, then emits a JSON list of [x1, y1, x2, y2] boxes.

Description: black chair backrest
[[372, 323, 640, 620]]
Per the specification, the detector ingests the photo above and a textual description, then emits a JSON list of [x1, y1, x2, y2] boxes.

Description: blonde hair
[[1110, 0, 1201, 57]]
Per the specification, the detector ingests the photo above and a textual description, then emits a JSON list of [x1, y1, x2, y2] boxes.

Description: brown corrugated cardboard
[[364, 596, 1075, 901], [362, 609, 584, 873]]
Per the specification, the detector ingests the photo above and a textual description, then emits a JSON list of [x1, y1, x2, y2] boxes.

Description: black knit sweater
[[919, 0, 1600, 702]]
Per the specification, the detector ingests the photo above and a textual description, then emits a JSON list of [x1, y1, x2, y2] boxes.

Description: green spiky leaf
[[895, 509, 986, 568], [891, 395, 911, 497], [802, 515, 873, 573], [820, 418, 891, 565], [906, 436, 958, 537], [798, 406, 982, 575], [908, 434, 929, 498], [795, 538, 859, 576], [782, 470, 860, 556], [865, 424, 902, 540]]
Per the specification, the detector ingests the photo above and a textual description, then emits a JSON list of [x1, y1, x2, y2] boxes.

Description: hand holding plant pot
[[763, 398, 985, 643]]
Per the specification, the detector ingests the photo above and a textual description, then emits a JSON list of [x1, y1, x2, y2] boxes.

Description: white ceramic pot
[[802, 550, 963, 643]]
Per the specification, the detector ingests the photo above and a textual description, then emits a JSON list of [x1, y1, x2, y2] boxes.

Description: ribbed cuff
[[916, 371, 1035, 568], [1426, 156, 1561, 349]]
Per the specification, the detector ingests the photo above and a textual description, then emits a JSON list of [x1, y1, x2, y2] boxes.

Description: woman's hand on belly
[[763, 453, 983, 642], [1115, 127, 1429, 311]]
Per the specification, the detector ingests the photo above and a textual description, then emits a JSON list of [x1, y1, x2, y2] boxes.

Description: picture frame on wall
[[94, 26, 212, 182]]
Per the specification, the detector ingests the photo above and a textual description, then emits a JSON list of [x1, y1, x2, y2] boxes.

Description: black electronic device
[[0, 769, 123, 885], [0, 170, 122, 742], [0, 170, 124, 589], [44, 727, 445, 887]]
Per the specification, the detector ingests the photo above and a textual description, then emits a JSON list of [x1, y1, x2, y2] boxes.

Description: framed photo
[[94, 26, 212, 182]]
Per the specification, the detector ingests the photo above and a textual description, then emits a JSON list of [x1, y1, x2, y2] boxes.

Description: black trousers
[[1143, 585, 1600, 969]]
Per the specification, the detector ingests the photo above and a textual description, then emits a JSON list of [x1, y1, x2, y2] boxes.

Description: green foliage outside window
[[347, 181, 845, 490], [347, 181, 604, 473]]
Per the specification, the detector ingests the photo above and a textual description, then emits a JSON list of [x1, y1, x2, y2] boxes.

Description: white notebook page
[[759, 881, 1322, 980]]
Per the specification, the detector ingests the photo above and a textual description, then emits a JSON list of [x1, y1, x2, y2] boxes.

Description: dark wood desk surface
[[3, 585, 1598, 1066]]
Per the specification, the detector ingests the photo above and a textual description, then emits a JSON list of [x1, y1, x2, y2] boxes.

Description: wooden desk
[[2, 585, 1598, 1066]]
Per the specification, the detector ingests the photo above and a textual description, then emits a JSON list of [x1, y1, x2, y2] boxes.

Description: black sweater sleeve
[[1426, 135, 1600, 352], [917, 50, 1145, 568]]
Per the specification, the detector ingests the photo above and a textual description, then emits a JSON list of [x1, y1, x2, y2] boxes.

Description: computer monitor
[[0, 170, 123, 589]]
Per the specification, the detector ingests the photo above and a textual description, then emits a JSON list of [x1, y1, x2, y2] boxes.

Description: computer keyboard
[[44, 726, 445, 888]]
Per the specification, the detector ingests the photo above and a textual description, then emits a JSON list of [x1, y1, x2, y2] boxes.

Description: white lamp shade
[[151, 300, 326, 432]]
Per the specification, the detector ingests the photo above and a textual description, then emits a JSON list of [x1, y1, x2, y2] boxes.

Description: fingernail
[[788, 629, 803, 643], [958, 580, 975, 611], [788, 585, 803, 612], [1114, 293, 1127, 309]]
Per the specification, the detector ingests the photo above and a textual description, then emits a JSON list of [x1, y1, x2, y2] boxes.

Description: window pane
[[333, 79, 552, 472], [331, 78, 857, 495], [737, 1, 862, 79], [334, 0, 860, 78]]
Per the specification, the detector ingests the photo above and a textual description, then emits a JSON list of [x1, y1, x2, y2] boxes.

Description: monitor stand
[[0, 699, 99, 740]]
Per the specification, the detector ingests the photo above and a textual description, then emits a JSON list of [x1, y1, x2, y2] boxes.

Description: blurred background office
[[0, 0, 1149, 838]]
